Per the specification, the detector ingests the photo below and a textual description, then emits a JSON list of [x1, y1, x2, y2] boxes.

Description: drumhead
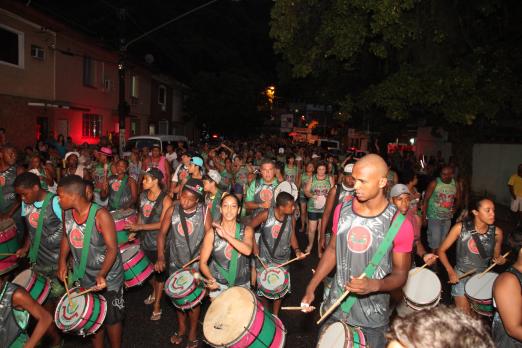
[[12, 269, 33, 287], [167, 270, 196, 296], [404, 268, 441, 305], [317, 321, 349, 348], [120, 244, 139, 262], [258, 267, 286, 291], [203, 287, 256, 346], [56, 288, 89, 330], [465, 272, 498, 300]]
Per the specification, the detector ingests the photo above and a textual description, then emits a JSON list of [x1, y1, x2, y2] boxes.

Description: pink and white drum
[[402, 267, 441, 311], [120, 243, 154, 288], [55, 287, 107, 336], [110, 209, 138, 245], [204, 287, 286, 348], [317, 321, 366, 348], [165, 269, 206, 310], [12, 269, 51, 304], [465, 272, 498, 316], [257, 266, 289, 300], [0, 219, 19, 274]]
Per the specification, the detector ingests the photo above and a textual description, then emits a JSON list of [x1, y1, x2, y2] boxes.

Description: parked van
[[123, 135, 188, 157], [315, 138, 340, 151]]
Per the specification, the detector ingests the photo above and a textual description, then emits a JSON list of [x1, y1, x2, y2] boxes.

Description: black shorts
[[143, 249, 168, 282], [103, 287, 125, 325], [308, 211, 323, 221]]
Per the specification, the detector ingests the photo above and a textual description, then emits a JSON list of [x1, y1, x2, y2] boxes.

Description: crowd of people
[[0, 130, 521, 348]]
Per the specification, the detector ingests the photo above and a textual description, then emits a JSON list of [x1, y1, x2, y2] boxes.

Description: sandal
[[186, 339, 199, 348], [170, 332, 186, 346], [144, 294, 156, 305], [150, 310, 162, 321]]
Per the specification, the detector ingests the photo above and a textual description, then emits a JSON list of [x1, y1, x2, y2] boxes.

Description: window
[[131, 75, 139, 98], [30, 45, 44, 60], [158, 85, 167, 106], [82, 114, 102, 137], [0, 24, 24, 68], [83, 56, 96, 87]]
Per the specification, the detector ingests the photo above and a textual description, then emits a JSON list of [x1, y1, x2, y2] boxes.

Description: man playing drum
[[250, 192, 306, 316], [0, 145, 25, 243], [302, 154, 414, 348], [57, 175, 125, 348], [155, 178, 210, 348], [438, 197, 505, 315], [14, 172, 65, 347]]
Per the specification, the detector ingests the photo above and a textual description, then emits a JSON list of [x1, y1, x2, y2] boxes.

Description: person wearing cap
[[203, 169, 224, 222], [155, 178, 210, 347], [170, 151, 192, 199], [101, 159, 138, 211], [90, 146, 114, 206], [187, 156, 204, 181], [142, 144, 170, 188], [126, 167, 172, 321]]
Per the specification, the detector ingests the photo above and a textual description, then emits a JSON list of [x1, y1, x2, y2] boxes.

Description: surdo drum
[[203, 287, 286, 348], [165, 269, 206, 310], [317, 321, 366, 348], [0, 219, 19, 274], [120, 243, 154, 288], [257, 266, 289, 300], [12, 269, 51, 304], [465, 272, 498, 316], [402, 267, 441, 310], [55, 287, 107, 336], [110, 209, 138, 245]]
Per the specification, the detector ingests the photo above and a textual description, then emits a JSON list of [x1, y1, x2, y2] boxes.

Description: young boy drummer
[[56, 175, 125, 348], [249, 191, 306, 316], [14, 172, 64, 347], [155, 178, 210, 347]]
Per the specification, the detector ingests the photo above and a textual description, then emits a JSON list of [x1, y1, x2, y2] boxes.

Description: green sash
[[215, 224, 241, 287], [340, 213, 405, 313], [111, 175, 128, 210], [70, 204, 100, 283], [210, 190, 222, 220], [28, 193, 54, 264]]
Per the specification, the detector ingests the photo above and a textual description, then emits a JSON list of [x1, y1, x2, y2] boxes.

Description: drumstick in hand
[[478, 251, 510, 278], [0, 253, 16, 256], [277, 253, 310, 268], [447, 268, 477, 283], [317, 273, 366, 325], [182, 256, 200, 269], [410, 256, 439, 276], [193, 272, 212, 285], [282, 306, 316, 311], [71, 286, 98, 299], [63, 275, 71, 302]]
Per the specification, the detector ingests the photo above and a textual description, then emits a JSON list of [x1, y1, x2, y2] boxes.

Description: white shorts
[[511, 197, 522, 212]]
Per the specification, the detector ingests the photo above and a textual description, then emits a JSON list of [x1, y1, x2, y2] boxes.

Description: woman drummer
[[199, 193, 253, 299], [249, 191, 306, 316], [126, 167, 172, 321], [101, 159, 138, 211], [492, 226, 522, 347], [438, 197, 506, 314]]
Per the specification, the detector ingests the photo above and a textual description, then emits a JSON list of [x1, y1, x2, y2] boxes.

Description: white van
[[123, 135, 188, 157], [315, 138, 340, 151]]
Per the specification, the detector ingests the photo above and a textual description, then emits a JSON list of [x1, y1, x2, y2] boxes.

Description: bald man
[[302, 154, 414, 348]]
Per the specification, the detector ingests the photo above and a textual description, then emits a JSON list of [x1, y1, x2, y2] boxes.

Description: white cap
[[278, 147, 285, 154], [311, 154, 320, 159], [343, 163, 354, 174], [206, 169, 221, 184], [295, 156, 303, 161]]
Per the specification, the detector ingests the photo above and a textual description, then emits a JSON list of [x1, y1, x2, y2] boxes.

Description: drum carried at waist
[[120, 243, 154, 288], [317, 321, 366, 348], [54, 287, 107, 336], [165, 269, 206, 310], [12, 269, 51, 305], [402, 267, 441, 311], [0, 219, 19, 275], [110, 209, 138, 245], [465, 272, 498, 316], [203, 286, 286, 348], [257, 266, 290, 300]]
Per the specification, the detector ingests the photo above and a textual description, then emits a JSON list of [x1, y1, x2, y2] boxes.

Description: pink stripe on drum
[[37, 280, 51, 304], [270, 316, 286, 348], [87, 295, 107, 335], [0, 226, 17, 242], [123, 251, 144, 270], [231, 300, 265, 348], [75, 292, 94, 332]]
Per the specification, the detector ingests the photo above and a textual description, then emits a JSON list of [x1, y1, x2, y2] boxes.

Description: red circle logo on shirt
[[259, 189, 273, 202], [69, 228, 84, 249], [179, 171, 188, 181], [346, 225, 373, 253], [271, 224, 281, 239], [143, 203, 153, 218], [111, 181, 121, 192], [224, 243, 233, 260], [0, 176, 5, 186], [28, 211, 40, 228], [468, 238, 479, 254], [177, 220, 194, 236]]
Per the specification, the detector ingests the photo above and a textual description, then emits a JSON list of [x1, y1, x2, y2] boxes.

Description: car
[[123, 135, 188, 157]]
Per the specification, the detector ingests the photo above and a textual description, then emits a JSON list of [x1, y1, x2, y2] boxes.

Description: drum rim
[[55, 287, 92, 332], [317, 321, 351, 347], [166, 269, 198, 298], [464, 272, 498, 300]]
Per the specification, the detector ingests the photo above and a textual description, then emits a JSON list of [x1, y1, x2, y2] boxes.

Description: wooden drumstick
[[317, 273, 366, 325], [63, 275, 71, 302], [282, 306, 316, 311], [478, 251, 510, 278], [71, 286, 98, 299], [256, 255, 268, 270], [447, 268, 477, 283], [410, 256, 439, 276], [182, 256, 200, 269], [193, 272, 212, 285], [0, 253, 16, 256], [277, 253, 310, 268]]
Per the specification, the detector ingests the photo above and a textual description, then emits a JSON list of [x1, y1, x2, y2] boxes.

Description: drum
[[203, 287, 286, 348], [54, 287, 107, 336], [257, 266, 289, 300], [0, 219, 19, 274], [314, 195, 327, 210], [12, 269, 51, 304], [317, 321, 366, 348], [273, 181, 299, 203], [120, 244, 154, 288], [165, 269, 206, 310], [110, 209, 138, 245], [465, 272, 498, 316], [403, 267, 441, 310]]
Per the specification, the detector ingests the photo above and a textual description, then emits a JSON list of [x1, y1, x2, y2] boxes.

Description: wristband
[[294, 248, 301, 253]]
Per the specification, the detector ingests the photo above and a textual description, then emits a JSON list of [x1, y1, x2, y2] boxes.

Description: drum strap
[[28, 192, 54, 264], [261, 213, 289, 259], [70, 204, 100, 283], [341, 212, 405, 314], [179, 205, 202, 260], [111, 175, 128, 210], [215, 223, 241, 286], [466, 219, 489, 259], [144, 191, 166, 224]]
